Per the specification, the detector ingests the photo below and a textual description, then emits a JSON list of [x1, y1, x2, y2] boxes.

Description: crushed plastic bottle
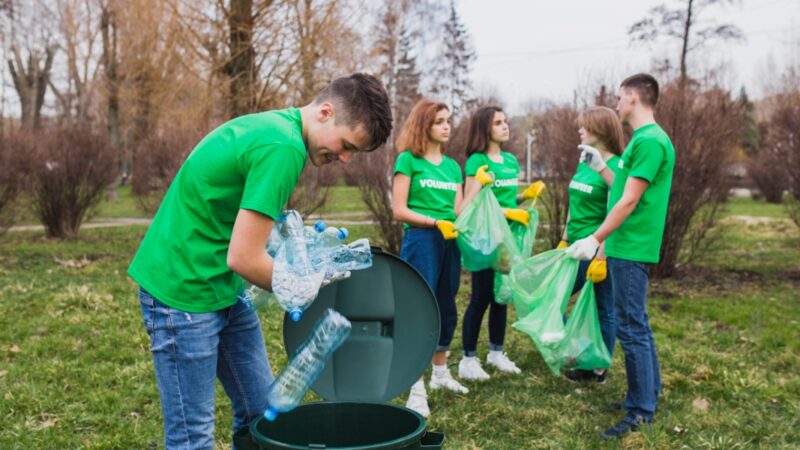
[[264, 308, 351, 421], [327, 238, 373, 272], [271, 211, 324, 322]]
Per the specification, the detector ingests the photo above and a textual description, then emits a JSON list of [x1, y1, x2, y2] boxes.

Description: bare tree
[[628, 0, 744, 87], [432, 0, 474, 119], [49, 0, 102, 124]]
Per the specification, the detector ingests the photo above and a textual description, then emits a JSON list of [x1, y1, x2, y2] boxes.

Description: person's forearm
[[599, 167, 615, 187], [593, 196, 637, 242], [456, 181, 482, 215], [393, 207, 438, 228], [229, 251, 274, 291]]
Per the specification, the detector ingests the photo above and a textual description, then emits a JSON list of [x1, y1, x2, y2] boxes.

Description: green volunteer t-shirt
[[393, 151, 463, 228], [128, 108, 307, 312], [566, 155, 621, 242], [606, 123, 675, 263], [464, 151, 520, 208]]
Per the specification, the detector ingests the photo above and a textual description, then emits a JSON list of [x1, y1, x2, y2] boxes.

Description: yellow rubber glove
[[523, 180, 546, 200], [556, 240, 569, 250], [435, 220, 458, 240], [475, 164, 494, 186], [586, 258, 607, 283], [504, 208, 530, 227]]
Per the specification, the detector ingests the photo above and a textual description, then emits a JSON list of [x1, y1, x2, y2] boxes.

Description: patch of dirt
[[667, 264, 763, 293]]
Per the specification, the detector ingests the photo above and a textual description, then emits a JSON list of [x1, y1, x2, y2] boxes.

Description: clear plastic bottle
[[327, 238, 373, 272], [264, 308, 352, 421], [271, 210, 324, 322], [309, 223, 349, 272]]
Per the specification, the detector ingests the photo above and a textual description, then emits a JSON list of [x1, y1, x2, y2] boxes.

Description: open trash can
[[235, 247, 445, 449]]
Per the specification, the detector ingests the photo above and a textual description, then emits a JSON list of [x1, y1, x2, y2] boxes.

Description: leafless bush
[[532, 105, 580, 247], [0, 130, 33, 234], [763, 90, 800, 226], [746, 148, 787, 203], [347, 147, 403, 254], [29, 126, 117, 238], [131, 127, 206, 213], [286, 164, 332, 218], [653, 83, 744, 277]]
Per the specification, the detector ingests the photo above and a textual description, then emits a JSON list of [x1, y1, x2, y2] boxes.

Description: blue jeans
[[139, 288, 273, 450], [400, 227, 461, 352], [462, 269, 507, 356], [571, 259, 616, 357], [608, 258, 661, 421]]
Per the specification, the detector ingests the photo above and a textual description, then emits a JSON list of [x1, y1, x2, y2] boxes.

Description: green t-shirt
[[464, 151, 520, 208], [566, 155, 621, 242], [393, 151, 463, 227], [606, 123, 675, 263], [128, 108, 307, 312]]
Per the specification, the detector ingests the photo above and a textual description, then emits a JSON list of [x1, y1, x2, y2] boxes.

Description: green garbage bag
[[508, 249, 577, 319], [455, 187, 519, 273], [494, 208, 540, 304], [510, 250, 579, 375], [559, 281, 612, 372]]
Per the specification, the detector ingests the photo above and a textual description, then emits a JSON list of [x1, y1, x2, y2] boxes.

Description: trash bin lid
[[282, 247, 440, 403]]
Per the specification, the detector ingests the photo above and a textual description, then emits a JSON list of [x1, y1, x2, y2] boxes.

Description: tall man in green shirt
[[128, 74, 392, 450], [567, 73, 675, 439]]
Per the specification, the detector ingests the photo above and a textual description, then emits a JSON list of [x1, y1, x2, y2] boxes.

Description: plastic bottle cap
[[278, 212, 288, 223], [290, 310, 303, 322], [337, 228, 349, 240], [314, 220, 327, 232], [264, 406, 278, 421]]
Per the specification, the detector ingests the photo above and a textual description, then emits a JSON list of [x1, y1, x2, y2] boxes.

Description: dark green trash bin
[[235, 248, 445, 450]]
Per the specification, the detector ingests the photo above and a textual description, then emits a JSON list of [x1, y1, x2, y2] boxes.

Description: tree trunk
[[225, 0, 255, 118], [679, 0, 693, 88], [7, 45, 55, 129], [101, 4, 121, 201]]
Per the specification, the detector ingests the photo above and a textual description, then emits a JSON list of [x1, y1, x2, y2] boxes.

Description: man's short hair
[[314, 73, 393, 152], [620, 73, 660, 108]]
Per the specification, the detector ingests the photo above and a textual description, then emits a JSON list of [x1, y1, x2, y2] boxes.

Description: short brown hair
[[577, 106, 626, 156], [314, 73, 392, 152], [466, 105, 504, 158], [620, 73, 659, 108], [395, 99, 449, 158]]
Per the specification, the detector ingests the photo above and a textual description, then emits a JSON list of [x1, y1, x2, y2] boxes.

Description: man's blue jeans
[[139, 288, 273, 450], [608, 258, 661, 421], [572, 259, 616, 357]]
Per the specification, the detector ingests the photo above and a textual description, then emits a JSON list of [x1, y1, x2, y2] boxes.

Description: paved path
[[6, 214, 376, 233]]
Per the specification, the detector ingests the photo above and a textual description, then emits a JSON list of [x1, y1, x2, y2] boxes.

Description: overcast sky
[[458, 0, 800, 114]]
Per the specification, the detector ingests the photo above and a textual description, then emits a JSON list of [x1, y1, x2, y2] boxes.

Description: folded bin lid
[[282, 247, 440, 403]]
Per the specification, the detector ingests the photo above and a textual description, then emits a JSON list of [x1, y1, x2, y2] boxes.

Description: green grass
[[1, 201, 799, 449], [721, 196, 791, 219]]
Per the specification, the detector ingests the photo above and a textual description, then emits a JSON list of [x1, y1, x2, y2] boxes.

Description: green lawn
[[1, 199, 799, 448]]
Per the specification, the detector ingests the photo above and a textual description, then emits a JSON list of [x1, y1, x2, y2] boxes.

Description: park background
[[1, 0, 799, 448]]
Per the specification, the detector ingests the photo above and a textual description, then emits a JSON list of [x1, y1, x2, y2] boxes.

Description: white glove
[[566, 235, 600, 261], [321, 270, 351, 287], [578, 144, 606, 172]]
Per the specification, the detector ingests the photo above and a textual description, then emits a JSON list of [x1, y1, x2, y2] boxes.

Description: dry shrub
[[532, 105, 580, 247], [653, 83, 744, 277], [0, 130, 34, 234], [746, 148, 787, 203], [346, 147, 403, 254], [285, 164, 332, 217], [763, 90, 800, 226], [30, 126, 117, 238], [131, 127, 206, 214]]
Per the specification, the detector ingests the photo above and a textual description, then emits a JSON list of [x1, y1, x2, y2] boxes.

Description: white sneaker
[[458, 356, 491, 381], [405, 385, 430, 418], [429, 370, 469, 394], [486, 351, 522, 374]]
